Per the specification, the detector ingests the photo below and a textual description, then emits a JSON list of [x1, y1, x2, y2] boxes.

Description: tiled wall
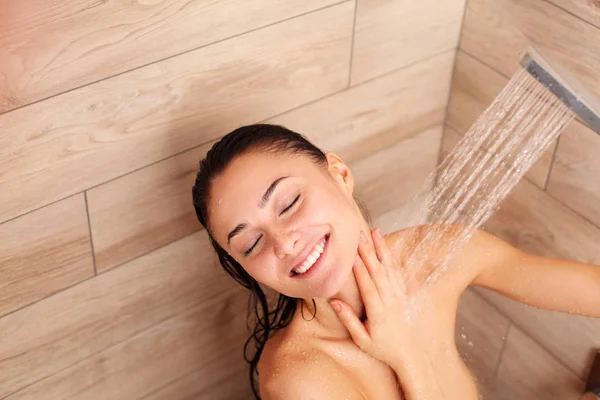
[[0, 0, 465, 398], [444, 0, 600, 398]]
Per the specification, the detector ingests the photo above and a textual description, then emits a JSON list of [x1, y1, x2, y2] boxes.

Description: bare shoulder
[[258, 329, 364, 400]]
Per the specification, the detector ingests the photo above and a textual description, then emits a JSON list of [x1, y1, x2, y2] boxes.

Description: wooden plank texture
[[352, 0, 465, 84], [461, 0, 600, 101], [547, 122, 600, 228], [0, 0, 340, 113], [0, 230, 237, 398], [352, 125, 442, 218], [546, 0, 600, 29], [0, 2, 354, 224], [0, 194, 94, 317], [6, 286, 249, 400], [87, 51, 453, 272], [446, 51, 556, 189], [494, 325, 584, 400]]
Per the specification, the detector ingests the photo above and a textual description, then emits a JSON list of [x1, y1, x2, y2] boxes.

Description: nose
[[273, 228, 302, 259]]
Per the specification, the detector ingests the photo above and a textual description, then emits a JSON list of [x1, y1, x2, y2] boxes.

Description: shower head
[[519, 46, 600, 135]]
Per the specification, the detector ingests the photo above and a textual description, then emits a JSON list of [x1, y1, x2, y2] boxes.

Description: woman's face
[[208, 150, 365, 299]]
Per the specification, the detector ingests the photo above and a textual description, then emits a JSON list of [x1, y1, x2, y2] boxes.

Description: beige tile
[[494, 325, 584, 400], [461, 0, 600, 101], [351, 0, 465, 84], [87, 51, 453, 273], [87, 142, 212, 273], [0, 230, 237, 398], [0, 0, 340, 113], [271, 50, 455, 165], [544, 0, 600, 31], [0, 195, 94, 317], [446, 51, 556, 189], [483, 175, 600, 264], [475, 287, 600, 380], [7, 287, 249, 400], [547, 121, 600, 228], [142, 347, 251, 400], [351, 126, 442, 218], [455, 288, 510, 399], [0, 2, 354, 224]]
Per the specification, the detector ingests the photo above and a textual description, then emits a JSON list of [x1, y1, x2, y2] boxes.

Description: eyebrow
[[227, 176, 291, 246]]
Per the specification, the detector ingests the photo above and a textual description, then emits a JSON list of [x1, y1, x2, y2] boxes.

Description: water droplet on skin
[[461, 334, 467, 340], [468, 341, 474, 347]]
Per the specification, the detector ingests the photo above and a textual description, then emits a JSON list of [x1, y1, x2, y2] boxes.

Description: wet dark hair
[[191, 124, 371, 399]]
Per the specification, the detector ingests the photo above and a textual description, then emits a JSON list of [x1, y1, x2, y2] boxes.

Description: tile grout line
[[346, 0, 359, 88], [84, 191, 98, 275], [0, 47, 455, 227], [471, 289, 583, 378], [544, 135, 561, 191], [541, 0, 600, 31], [0, 0, 351, 119], [493, 322, 512, 378]]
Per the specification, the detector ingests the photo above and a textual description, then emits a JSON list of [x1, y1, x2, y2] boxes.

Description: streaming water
[[392, 67, 575, 291]]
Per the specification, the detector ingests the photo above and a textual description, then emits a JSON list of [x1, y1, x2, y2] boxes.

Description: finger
[[358, 231, 392, 296], [371, 228, 394, 266], [330, 300, 371, 351], [353, 255, 383, 317]]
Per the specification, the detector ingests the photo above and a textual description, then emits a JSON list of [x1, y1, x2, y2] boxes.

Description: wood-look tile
[[372, 191, 433, 235], [142, 347, 251, 400], [0, 2, 354, 224], [483, 172, 600, 264], [270, 50, 454, 165], [87, 142, 211, 272], [547, 122, 600, 228], [6, 286, 249, 400], [88, 52, 453, 273], [476, 287, 600, 380], [351, 0, 465, 84], [0, 230, 236, 398], [351, 126, 442, 218], [455, 288, 510, 399], [461, 0, 600, 100], [545, 0, 600, 31], [0, 0, 340, 113], [0, 194, 94, 317], [446, 51, 556, 189], [494, 325, 584, 400]]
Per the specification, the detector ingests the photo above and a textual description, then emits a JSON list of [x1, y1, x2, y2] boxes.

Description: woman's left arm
[[451, 227, 600, 317]]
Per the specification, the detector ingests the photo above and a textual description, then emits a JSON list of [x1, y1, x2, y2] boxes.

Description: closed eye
[[243, 194, 301, 257]]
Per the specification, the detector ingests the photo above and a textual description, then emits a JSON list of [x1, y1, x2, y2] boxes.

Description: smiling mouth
[[290, 233, 330, 277]]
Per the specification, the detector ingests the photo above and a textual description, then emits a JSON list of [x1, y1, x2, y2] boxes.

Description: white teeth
[[293, 237, 327, 275]]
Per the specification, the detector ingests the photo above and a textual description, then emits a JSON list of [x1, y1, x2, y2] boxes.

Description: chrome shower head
[[519, 46, 600, 135]]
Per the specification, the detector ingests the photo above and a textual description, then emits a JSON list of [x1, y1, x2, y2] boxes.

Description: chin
[[313, 257, 354, 299]]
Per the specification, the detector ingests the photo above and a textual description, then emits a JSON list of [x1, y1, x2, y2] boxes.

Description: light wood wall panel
[[0, 2, 354, 225], [455, 288, 510, 399], [351, 0, 465, 84], [87, 51, 453, 273], [547, 122, 600, 228], [546, 0, 600, 28], [445, 51, 556, 189], [0, 231, 234, 398], [0, 194, 94, 317], [495, 326, 584, 400], [352, 125, 442, 218], [6, 286, 249, 400], [461, 0, 600, 101], [0, 0, 340, 113]]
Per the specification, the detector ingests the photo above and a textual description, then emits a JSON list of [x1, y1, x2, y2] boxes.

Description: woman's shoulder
[[258, 327, 363, 399]]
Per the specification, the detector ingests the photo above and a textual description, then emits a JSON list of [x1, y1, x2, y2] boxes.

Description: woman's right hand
[[329, 228, 417, 367]]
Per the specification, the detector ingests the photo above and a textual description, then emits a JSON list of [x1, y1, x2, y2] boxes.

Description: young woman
[[192, 124, 600, 399]]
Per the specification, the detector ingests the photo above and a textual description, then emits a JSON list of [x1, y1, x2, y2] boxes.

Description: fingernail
[[331, 302, 341, 313], [359, 231, 367, 243], [375, 228, 383, 239], [355, 254, 362, 265]]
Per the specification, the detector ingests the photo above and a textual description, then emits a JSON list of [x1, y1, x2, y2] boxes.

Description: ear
[[325, 152, 355, 194]]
